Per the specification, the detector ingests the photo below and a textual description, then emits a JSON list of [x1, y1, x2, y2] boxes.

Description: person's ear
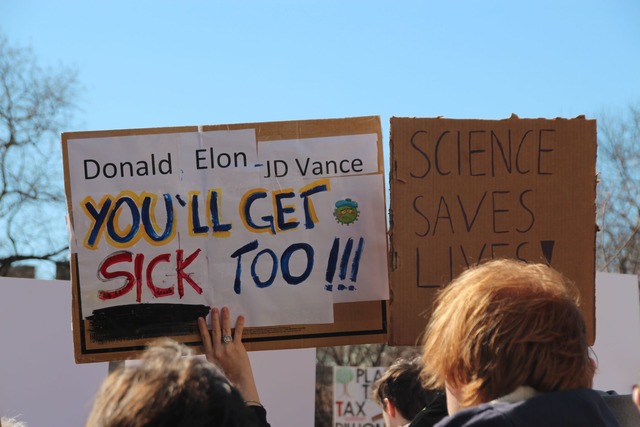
[[383, 398, 397, 417], [632, 385, 640, 412]]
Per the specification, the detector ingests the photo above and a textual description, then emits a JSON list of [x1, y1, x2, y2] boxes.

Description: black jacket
[[425, 389, 620, 427]]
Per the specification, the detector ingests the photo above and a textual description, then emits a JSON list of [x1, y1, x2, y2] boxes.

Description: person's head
[[633, 385, 640, 412], [85, 338, 256, 427], [420, 259, 594, 414], [1, 417, 28, 427], [372, 357, 444, 427]]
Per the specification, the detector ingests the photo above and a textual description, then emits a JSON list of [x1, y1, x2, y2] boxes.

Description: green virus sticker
[[333, 198, 359, 225]]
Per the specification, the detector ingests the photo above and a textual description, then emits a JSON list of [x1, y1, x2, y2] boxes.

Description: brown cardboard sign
[[63, 116, 389, 363], [388, 116, 597, 346]]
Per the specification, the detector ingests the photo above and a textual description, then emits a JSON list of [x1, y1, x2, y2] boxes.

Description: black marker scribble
[[87, 303, 210, 343]]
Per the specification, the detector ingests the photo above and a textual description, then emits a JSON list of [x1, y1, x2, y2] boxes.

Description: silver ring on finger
[[222, 335, 233, 344]]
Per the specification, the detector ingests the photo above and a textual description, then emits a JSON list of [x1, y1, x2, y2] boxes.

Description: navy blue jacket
[[432, 389, 620, 427], [249, 405, 271, 427]]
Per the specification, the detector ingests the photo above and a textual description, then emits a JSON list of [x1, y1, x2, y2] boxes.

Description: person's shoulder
[[498, 389, 620, 426], [432, 390, 622, 427], [247, 405, 271, 427], [599, 390, 640, 427], [408, 394, 449, 427], [432, 404, 511, 427]]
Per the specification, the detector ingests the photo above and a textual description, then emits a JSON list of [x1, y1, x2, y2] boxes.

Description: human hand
[[198, 306, 261, 405]]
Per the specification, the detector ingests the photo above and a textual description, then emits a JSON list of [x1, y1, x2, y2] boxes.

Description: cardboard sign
[[333, 366, 386, 427], [388, 116, 597, 345], [63, 116, 389, 363]]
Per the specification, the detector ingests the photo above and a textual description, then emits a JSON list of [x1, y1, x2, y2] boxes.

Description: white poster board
[[250, 348, 316, 427], [0, 277, 315, 427], [0, 278, 106, 426], [66, 130, 390, 326], [592, 272, 640, 393]]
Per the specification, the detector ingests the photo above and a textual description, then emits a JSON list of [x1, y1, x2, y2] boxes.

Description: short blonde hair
[[420, 259, 594, 407], [85, 338, 254, 427], [1, 417, 28, 427]]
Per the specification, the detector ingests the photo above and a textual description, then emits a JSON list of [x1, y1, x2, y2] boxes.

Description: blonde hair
[[1, 417, 28, 427], [85, 338, 254, 427], [420, 259, 594, 407]]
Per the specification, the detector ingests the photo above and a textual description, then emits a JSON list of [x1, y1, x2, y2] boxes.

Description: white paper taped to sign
[[66, 128, 388, 327]]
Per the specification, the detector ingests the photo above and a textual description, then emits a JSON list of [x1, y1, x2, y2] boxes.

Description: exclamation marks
[[325, 237, 365, 291], [540, 240, 555, 264]]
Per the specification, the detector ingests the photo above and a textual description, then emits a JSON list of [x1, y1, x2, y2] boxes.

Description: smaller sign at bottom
[[333, 366, 386, 427]]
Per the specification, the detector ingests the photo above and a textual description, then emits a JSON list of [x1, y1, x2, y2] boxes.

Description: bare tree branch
[[0, 33, 78, 276], [596, 102, 640, 275]]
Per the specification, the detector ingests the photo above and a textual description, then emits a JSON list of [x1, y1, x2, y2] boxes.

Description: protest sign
[[63, 116, 389, 363], [388, 116, 597, 345], [333, 366, 386, 427]]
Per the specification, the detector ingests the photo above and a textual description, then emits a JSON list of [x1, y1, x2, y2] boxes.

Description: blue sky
[[2, 1, 640, 278], [3, 0, 639, 133]]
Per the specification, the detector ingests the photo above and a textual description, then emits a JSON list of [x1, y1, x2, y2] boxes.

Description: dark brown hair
[[372, 357, 443, 420]]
